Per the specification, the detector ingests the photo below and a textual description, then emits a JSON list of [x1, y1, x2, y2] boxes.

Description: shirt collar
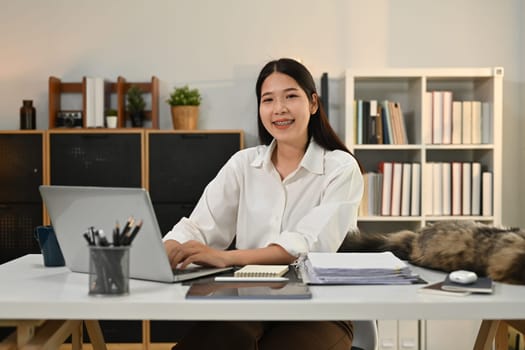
[[251, 138, 325, 175]]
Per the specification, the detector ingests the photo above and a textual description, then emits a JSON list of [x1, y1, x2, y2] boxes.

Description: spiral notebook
[[234, 265, 289, 278]]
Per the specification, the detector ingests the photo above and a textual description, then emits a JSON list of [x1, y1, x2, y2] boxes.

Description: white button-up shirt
[[163, 139, 363, 257]]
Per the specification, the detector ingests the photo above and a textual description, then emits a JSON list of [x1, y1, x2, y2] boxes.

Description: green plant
[[106, 109, 118, 116], [167, 85, 201, 106], [126, 85, 146, 113]]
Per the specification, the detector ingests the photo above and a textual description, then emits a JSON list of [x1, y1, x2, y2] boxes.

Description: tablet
[[185, 282, 312, 299]]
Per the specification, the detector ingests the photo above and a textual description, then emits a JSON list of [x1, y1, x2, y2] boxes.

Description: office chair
[[351, 320, 378, 350]]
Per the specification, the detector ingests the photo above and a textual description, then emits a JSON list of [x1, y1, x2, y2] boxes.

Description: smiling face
[[259, 72, 318, 148]]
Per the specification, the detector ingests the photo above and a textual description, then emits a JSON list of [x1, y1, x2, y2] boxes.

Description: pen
[[113, 221, 120, 246], [83, 232, 94, 246], [96, 229, 110, 246]]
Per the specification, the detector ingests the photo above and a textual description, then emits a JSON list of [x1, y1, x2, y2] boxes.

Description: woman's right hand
[[164, 239, 187, 269], [164, 239, 231, 269]]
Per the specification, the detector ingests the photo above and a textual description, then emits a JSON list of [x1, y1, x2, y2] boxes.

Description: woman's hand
[[164, 239, 230, 269]]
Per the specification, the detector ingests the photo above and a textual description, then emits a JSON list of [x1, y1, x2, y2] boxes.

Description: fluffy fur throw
[[339, 221, 525, 285]]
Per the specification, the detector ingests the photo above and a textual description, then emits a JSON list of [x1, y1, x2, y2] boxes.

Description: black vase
[[20, 100, 36, 129], [130, 111, 144, 127]]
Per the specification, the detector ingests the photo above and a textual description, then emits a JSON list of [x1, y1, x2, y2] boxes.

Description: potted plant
[[166, 85, 201, 130], [105, 109, 118, 128], [126, 85, 146, 127]]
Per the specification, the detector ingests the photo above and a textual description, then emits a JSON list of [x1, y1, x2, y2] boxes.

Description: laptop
[[39, 185, 232, 283]]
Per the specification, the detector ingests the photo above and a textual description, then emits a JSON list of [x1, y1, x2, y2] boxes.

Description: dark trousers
[[173, 321, 353, 350]]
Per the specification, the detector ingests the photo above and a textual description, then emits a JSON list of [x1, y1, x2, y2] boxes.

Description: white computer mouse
[[449, 270, 478, 284]]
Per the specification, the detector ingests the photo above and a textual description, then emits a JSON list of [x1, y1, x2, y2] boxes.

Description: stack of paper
[[300, 252, 418, 285]]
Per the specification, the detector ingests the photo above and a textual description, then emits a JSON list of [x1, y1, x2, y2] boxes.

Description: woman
[[163, 58, 363, 350]]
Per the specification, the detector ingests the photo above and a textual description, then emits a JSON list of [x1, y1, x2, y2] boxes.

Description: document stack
[[299, 252, 418, 285]]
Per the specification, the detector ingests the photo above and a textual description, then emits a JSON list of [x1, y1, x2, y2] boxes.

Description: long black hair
[[255, 58, 354, 158]]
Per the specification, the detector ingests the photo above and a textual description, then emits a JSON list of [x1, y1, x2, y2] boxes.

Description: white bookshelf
[[344, 67, 503, 350], [344, 67, 503, 233]]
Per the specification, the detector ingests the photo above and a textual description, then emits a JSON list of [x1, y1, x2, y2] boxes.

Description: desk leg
[[495, 322, 508, 350], [505, 320, 525, 334], [20, 320, 81, 349], [473, 320, 500, 350], [71, 321, 83, 350], [84, 320, 107, 350]]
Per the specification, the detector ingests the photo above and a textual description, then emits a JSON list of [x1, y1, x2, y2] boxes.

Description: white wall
[[1, 0, 523, 226]]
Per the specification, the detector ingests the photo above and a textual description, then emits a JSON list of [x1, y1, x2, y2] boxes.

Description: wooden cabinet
[[0, 131, 45, 264], [0, 128, 243, 345], [48, 76, 159, 129]]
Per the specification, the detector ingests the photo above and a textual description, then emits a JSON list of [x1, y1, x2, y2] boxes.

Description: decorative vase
[[20, 100, 36, 130], [171, 106, 198, 130]]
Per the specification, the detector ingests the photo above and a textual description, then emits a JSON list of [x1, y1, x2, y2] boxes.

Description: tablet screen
[[185, 282, 312, 299]]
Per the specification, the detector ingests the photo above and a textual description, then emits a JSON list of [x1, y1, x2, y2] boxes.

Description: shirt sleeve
[[162, 154, 241, 250], [271, 157, 364, 257]]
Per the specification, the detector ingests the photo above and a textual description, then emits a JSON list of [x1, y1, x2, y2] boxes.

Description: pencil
[[124, 219, 143, 245]]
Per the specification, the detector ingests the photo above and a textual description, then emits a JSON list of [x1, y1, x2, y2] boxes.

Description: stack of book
[[353, 99, 409, 145], [298, 252, 418, 285]]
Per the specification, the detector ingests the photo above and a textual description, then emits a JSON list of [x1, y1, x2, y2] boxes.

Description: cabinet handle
[[181, 134, 208, 140], [80, 134, 111, 140]]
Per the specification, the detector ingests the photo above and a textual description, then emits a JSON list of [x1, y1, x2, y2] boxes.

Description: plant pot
[[171, 106, 198, 130], [130, 111, 144, 127], [106, 116, 118, 128]]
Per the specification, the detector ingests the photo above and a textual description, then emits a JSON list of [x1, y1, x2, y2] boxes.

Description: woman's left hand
[[177, 240, 231, 269]]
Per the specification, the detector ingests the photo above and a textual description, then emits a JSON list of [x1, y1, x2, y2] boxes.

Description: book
[[462, 101, 472, 144], [442, 91, 453, 144], [390, 162, 403, 216], [356, 100, 363, 144], [379, 161, 393, 216], [400, 163, 412, 216], [462, 162, 472, 215], [441, 162, 451, 216], [423, 92, 433, 144], [380, 100, 394, 144], [451, 162, 462, 216], [482, 172, 493, 216], [410, 163, 421, 216], [432, 91, 443, 144], [451, 101, 462, 144], [368, 100, 379, 144], [418, 281, 471, 296], [432, 162, 443, 216], [481, 102, 492, 144], [234, 265, 289, 278], [471, 101, 482, 144], [471, 162, 482, 215], [441, 275, 494, 294]]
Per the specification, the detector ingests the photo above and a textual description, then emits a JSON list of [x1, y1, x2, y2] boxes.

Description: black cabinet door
[[0, 133, 43, 202], [49, 133, 142, 187], [149, 133, 241, 203], [148, 132, 241, 235], [0, 133, 44, 264]]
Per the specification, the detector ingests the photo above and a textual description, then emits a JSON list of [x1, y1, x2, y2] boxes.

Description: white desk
[[1, 255, 524, 349]]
